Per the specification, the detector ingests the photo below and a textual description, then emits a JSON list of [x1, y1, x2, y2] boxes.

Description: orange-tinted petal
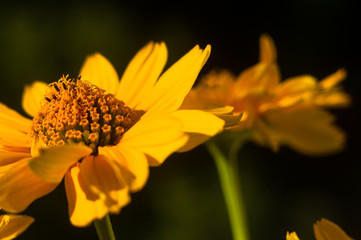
[[79, 53, 119, 94], [99, 145, 149, 192], [121, 113, 188, 166], [313, 218, 353, 240], [319, 68, 347, 90], [0, 214, 34, 240], [138, 45, 211, 114], [263, 106, 345, 155], [29, 144, 92, 183], [0, 103, 32, 133], [22, 81, 49, 117], [0, 160, 58, 213], [116, 42, 167, 108], [260, 34, 277, 63]]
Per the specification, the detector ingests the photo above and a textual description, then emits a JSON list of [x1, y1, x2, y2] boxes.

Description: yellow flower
[[0, 212, 34, 240], [185, 34, 350, 155], [0, 42, 224, 227], [286, 218, 353, 240]]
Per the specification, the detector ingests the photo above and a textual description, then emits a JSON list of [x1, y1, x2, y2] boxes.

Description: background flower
[[0, 0, 359, 239]]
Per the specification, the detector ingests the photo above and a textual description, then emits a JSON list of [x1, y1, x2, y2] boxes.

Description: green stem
[[206, 140, 249, 240], [93, 214, 116, 240]]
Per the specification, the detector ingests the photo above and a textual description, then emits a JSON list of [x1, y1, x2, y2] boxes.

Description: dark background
[[0, 0, 359, 239]]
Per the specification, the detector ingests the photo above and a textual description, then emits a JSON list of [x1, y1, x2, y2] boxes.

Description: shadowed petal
[[313, 218, 353, 240], [99, 145, 149, 192], [29, 144, 92, 183], [121, 113, 188, 166]]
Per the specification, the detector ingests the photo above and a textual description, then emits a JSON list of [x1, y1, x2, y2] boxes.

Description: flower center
[[31, 75, 141, 152]]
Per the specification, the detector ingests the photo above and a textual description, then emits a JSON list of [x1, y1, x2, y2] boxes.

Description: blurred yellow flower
[[185, 35, 350, 155], [0, 42, 224, 227], [287, 218, 353, 240], [0, 213, 33, 240]]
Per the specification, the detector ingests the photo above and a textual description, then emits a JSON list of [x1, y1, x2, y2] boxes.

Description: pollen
[[31, 75, 141, 152]]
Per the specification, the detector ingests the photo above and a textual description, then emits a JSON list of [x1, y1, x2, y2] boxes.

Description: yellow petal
[[263, 106, 345, 155], [65, 164, 108, 227], [0, 103, 32, 133], [0, 214, 34, 240], [0, 160, 58, 213], [286, 232, 300, 240], [79, 53, 119, 94], [0, 124, 31, 148], [21, 81, 49, 117], [65, 159, 130, 227], [121, 113, 188, 166], [0, 150, 31, 167], [173, 110, 224, 152], [138, 45, 211, 114], [29, 144, 92, 183], [260, 34, 277, 63], [116, 42, 168, 108], [313, 218, 353, 240], [319, 68, 347, 90], [99, 145, 149, 192]]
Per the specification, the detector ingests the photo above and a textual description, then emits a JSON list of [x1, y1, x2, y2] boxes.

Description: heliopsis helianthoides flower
[[0, 210, 34, 240], [0, 42, 224, 227], [286, 218, 353, 240], [184, 34, 350, 155]]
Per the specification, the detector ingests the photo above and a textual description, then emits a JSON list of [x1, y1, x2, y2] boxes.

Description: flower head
[[0, 212, 34, 240], [185, 34, 350, 155], [0, 42, 224, 227]]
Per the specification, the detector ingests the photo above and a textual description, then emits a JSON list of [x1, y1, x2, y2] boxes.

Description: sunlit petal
[[22, 81, 49, 117], [79, 53, 119, 94], [138, 45, 211, 113], [0, 160, 58, 213], [0, 103, 32, 133], [117, 42, 168, 108]]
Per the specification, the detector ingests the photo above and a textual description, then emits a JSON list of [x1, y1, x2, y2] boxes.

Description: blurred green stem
[[94, 214, 116, 240], [206, 139, 249, 240]]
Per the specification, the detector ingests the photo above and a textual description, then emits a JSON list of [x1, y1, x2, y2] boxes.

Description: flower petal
[[65, 157, 130, 227], [0, 103, 32, 133], [260, 34, 277, 63], [99, 145, 149, 192], [313, 218, 352, 240], [0, 160, 58, 213], [0, 124, 31, 148], [29, 144, 92, 183], [22, 81, 49, 117], [121, 113, 188, 166], [79, 53, 119, 94], [137, 45, 211, 114], [263, 106, 345, 155], [286, 232, 300, 240], [319, 68, 347, 90], [173, 110, 224, 152], [0, 214, 34, 240], [116, 42, 168, 108]]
